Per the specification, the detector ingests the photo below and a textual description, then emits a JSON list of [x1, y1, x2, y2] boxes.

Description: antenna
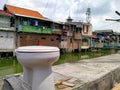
[[66, 7, 73, 22], [86, 7, 91, 23]]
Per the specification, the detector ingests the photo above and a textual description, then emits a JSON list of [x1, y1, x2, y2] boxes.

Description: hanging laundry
[[34, 20, 38, 26], [23, 21, 27, 25], [30, 19, 38, 26]]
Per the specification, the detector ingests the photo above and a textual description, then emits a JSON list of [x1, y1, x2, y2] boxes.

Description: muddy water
[[0, 49, 117, 77]]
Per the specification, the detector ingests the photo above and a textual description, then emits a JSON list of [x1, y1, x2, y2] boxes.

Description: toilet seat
[[16, 46, 59, 53]]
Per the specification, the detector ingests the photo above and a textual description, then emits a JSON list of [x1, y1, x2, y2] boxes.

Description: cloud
[[0, 0, 120, 32], [92, 1, 111, 16], [0, 0, 8, 10]]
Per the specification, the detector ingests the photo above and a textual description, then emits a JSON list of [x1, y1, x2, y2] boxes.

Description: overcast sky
[[0, 0, 120, 32]]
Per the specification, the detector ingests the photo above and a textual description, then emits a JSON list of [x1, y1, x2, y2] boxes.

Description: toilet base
[[23, 66, 55, 90]]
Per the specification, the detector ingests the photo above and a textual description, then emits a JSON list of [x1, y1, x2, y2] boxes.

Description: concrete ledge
[[74, 67, 120, 90], [53, 54, 120, 90]]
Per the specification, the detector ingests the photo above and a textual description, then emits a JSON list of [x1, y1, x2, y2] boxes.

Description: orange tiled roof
[[5, 4, 44, 19]]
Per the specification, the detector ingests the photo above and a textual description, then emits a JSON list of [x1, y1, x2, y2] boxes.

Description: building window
[[51, 39, 54, 41], [82, 38, 88, 42], [10, 36, 13, 38], [41, 37, 46, 39], [0, 36, 4, 38], [30, 19, 38, 26], [20, 36, 23, 38], [56, 38, 59, 40], [10, 17, 15, 27]]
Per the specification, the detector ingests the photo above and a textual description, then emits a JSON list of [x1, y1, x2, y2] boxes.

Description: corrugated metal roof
[[94, 29, 113, 33], [0, 10, 12, 16], [5, 4, 45, 19]]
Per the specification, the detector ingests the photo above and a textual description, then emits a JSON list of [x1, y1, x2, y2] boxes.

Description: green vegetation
[[54, 49, 117, 65], [0, 57, 22, 77]]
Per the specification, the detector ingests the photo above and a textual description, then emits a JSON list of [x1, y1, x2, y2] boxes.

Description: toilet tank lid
[[15, 46, 59, 52]]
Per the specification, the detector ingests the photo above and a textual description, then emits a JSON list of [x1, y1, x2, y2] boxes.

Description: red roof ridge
[[5, 4, 45, 19], [0, 10, 12, 16], [5, 4, 38, 13]]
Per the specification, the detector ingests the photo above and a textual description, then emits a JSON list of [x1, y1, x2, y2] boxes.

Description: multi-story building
[[4, 4, 61, 48], [60, 16, 92, 52], [81, 22, 92, 50], [72, 22, 92, 51], [0, 4, 93, 55], [60, 16, 84, 53], [60, 22, 76, 52], [0, 10, 15, 57], [93, 29, 119, 48]]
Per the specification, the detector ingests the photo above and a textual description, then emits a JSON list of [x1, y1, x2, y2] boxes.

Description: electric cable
[[42, 0, 50, 14], [51, 0, 58, 19]]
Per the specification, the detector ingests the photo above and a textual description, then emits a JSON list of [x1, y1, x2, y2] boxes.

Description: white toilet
[[15, 46, 60, 90]]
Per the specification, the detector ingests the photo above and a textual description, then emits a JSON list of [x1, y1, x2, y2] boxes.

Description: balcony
[[0, 21, 15, 31], [52, 29, 62, 35], [74, 33, 82, 39], [41, 28, 52, 34], [60, 41, 67, 48], [81, 42, 89, 49], [0, 22, 10, 28], [82, 42, 88, 46], [18, 25, 52, 34], [103, 43, 117, 48], [95, 43, 103, 48], [67, 31, 73, 36]]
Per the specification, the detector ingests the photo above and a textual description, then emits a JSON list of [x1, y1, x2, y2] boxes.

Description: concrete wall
[[17, 33, 59, 47], [0, 31, 15, 52], [0, 16, 10, 28], [82, 24, 92, 36], [74, 67, 120, 90]]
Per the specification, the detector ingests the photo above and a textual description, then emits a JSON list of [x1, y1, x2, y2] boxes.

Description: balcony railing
[[74, 33, 82, 39], [103, 43, 117, 48], [18, 25, 52, 34], [60, 41, 67, 48], [0, 22, 10, 28], [52, 29, 62, 34], [82, 42, 89, 46], [67, 31, 73, 36]]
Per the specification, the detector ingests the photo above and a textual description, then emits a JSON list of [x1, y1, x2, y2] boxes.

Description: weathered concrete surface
[[53, 54, 120, 90], [1, 54, 120, 90], [0, 79, 3, 90]]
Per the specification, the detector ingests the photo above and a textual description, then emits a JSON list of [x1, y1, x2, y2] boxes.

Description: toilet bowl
[[15, 46, 60, 90]]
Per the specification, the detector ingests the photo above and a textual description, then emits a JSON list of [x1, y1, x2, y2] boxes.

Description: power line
[[42, 0, 50, 14], [51, 0, 58, 19]]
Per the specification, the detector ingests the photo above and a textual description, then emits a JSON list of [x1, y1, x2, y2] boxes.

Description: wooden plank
[[112, 83, 120, 90], [62, 82, 75, 87]]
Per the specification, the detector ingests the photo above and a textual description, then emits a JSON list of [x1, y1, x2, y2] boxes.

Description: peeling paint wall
[[0, 16, 10, 28], [0, 31, 15, 52]]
